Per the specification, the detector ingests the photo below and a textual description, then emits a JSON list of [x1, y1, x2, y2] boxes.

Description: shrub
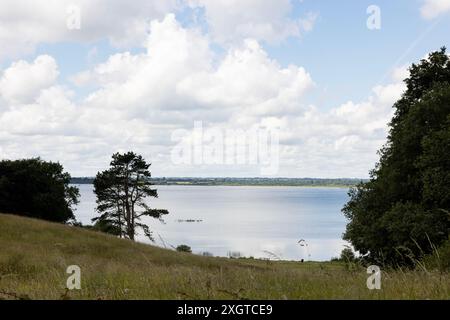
[[340, 247, 356, 262], [176, 245, 192, 253], [423, 238, 450, 272]]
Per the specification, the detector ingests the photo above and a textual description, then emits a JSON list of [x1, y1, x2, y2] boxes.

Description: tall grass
[[0, 214, 448, 300]]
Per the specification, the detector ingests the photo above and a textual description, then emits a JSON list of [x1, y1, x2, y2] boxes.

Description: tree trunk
[[117, 202, 122, 238], [124, 164, 134, 240]]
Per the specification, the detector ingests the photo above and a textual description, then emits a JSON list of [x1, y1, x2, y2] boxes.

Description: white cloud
[[391, 65, 410, 83], [71, 52, 142, 87], [0, 86, 77, 136], [187, 0, 317, 44], [271, 81, 405, 177], [177, 39, 314, 113], [76, 15, 313, 120], [0, 0, 315, 61], [0, 13, 407, 178], [0, 14, 317, 175], [420, 0, 450, 19], [0, 55, 59, 105], [0, 0, 179, 61]]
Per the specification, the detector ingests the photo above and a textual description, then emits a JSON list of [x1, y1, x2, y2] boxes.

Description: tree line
[[70, 177, 366, 187]]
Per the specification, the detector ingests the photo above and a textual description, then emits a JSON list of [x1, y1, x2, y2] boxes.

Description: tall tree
[[93, 152, 168, 241], [343, 48, 450, 266], [0, 158, 79, 223]]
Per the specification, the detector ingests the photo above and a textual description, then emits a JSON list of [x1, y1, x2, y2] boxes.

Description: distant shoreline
[[71, 177, 366, 188]]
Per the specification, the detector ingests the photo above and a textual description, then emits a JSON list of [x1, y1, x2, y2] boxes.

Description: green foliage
[[176, 245, 192, 253], [436, 238, 450, 271], [93, 152, 169, 241], [340, 247, 356, 262], [0, 158, 79, 223], [423, 237, 450, 272], [92, 218, 122, 236], [343, 48, 450, 266]]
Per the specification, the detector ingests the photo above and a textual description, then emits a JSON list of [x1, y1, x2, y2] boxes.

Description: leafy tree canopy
[[343, 48, 450, 266], [93, 152, 169, 241], [0, 158, 79, 223]]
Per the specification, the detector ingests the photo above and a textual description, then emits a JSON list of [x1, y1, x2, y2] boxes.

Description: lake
[[74, 184, 350, 261]]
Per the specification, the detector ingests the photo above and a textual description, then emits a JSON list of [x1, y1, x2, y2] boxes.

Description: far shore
[[71, 177, 365, 188]]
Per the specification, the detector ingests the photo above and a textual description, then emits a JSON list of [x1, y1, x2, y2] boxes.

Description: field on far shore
[[0, 213, 448, 300]]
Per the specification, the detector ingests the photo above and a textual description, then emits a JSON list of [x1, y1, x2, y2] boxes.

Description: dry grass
[[0, 213, 448, 300]]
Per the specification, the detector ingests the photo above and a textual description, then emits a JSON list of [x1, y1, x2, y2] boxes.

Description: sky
[[0, 0, 449, 178]]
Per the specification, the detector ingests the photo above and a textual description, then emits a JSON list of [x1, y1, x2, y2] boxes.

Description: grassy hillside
[[0, 213, 448, 300]]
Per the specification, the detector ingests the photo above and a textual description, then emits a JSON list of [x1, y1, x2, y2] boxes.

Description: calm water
[[74, 184, 350, 261]]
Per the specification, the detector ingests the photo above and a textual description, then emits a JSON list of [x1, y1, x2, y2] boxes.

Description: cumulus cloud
[[0, 0, 316, 61], [0, 55, 59, 105], [0, 13, 407, 178], [75, 15, 313, 120], [271, 81, 405, 178], [420, 0, 450, 19], [0, 86, 78, 136], [187, 0, 317, 44], [177, 39, 314, 114], [0, 0, 179, 61]]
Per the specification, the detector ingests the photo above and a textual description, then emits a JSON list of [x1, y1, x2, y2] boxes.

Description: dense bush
[[176, 245, 192, 253], [0, 158, 79, 223], [340, 247, 357, 262], [422, 236, 450, 272]]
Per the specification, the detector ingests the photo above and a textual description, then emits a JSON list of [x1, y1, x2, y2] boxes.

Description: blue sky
[[0, 0, 449, 177], [26, 0, 450, 108], [274, 0, 450, 106]]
